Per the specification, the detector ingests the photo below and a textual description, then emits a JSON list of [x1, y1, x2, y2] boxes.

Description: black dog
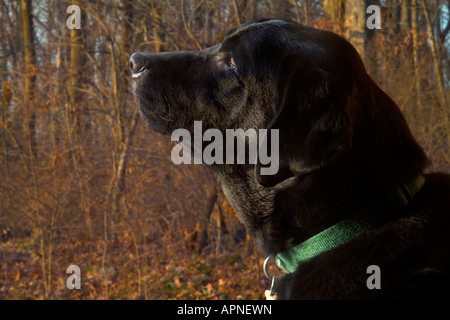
[[130, 19, 450, 299]]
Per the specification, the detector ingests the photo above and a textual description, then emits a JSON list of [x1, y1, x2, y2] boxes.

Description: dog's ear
[[256, 56, 353, 187]]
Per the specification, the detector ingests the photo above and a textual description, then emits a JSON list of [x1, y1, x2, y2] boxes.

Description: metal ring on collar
[[263, 256, 273, 280]]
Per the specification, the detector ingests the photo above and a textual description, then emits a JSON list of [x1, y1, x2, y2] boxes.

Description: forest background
[[0, 0, 449, 300]]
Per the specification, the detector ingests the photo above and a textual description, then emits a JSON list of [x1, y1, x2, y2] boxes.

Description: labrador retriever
[[130, 19, 450, 299]]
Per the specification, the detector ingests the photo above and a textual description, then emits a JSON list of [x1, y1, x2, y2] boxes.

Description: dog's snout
[[129, 52, 148, 76]]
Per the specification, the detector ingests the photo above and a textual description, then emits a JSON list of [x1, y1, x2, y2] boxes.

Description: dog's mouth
[[132, 80, 178, 136]]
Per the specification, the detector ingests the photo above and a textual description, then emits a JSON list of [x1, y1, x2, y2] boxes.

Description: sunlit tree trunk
[[324, 0, 366, 60], [324, 0, 345, 31], [411, 0, 424, 117], [0, 50, 10, 180], [68, 15, 85, 148], [344, 0, 366, 59], [68, 21, 85, 165], [421, 0, 449, 143], [400, 0, 410, 32], [21, 0, 37, 157]]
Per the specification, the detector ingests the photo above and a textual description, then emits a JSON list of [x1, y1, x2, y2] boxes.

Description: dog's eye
[[228, 57, 237, 69]]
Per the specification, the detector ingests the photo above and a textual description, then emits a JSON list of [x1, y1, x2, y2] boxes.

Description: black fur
[[131, 19, 450, 299]]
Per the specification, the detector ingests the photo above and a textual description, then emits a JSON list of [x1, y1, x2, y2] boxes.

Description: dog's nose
[[129, 52, 147, 76]]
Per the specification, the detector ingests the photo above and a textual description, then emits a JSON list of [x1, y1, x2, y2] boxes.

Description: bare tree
[[411, 0, 424, 116], [421, 0, 449, 143], [21, 0, 37, 157], [323, 0, 365, 58]]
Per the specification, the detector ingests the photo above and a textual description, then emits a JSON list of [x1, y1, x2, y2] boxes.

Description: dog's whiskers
[[159, 115, 172, 122]]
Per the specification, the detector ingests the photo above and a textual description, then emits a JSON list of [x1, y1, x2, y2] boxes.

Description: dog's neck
[[217, 129, 428, 258], [274, 174, 425, 273], [217, 81, 430, 257]]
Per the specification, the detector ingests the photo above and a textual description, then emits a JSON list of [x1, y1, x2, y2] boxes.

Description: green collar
[[275, 174, 426, 274]]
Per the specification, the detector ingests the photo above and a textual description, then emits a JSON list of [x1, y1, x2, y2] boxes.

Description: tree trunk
[[66, 3, 92, 240], [411, 0, 424, 117], [400, 0, 410, 32], [343, 0, 366, 59], [21, 0, 37, 158], [421, 0, 449, 142], [111, 1, 138, 218], [324, 0, 366, 61], [323, 0, 345, 30], [0, 46, 10, 180], [68, 20, 85, 164], [68, 20, 85, 138]]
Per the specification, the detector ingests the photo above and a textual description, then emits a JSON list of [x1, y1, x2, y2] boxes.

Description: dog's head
[[131, 18, 428, 190], [130, 19, 368, 186]]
